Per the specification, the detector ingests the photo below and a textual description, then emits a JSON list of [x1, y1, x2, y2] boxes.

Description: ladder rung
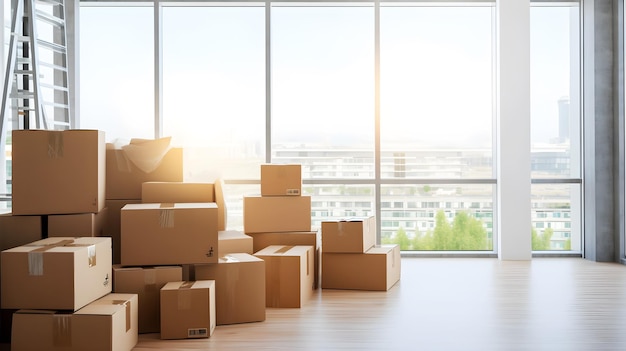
[[17, 107, 37, 112], [40, 82, 69, 92], [39, 61, 68, 72], [37, 0, 65, 6], [16, 57, 33, 65], [43, 101, 69, 109], [14, 69, 35, 75], [37, 39, 66, 54], [10, 91, 34, 99], [53, 121, 71, 127], [35, 10, 65, 28]]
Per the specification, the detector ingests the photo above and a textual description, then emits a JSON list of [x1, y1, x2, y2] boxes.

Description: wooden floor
[[4, 257, 626, 350]]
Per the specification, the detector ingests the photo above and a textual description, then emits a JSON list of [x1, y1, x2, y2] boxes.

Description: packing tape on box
[[145, 269, 157, 291], [221, 255, 240, 263], [268, 257, 281, 307], [274, 246, 294, 254], [27, 239, 74, 276], [177, 282, 195, 310], [53, 314, 72, 347], [111, 300, 132, 332], [225, 262, 240, 312], [337, 222, 345, 236], [159, 209, 175, 228], [47, 131, 64, 159]]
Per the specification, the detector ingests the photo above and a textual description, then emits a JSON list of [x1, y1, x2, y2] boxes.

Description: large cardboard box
[[195, 253, 265, 325], [1, 237, 112, 310], [106, 138, 183, 200], [113, 265, 182, 333], [243, 196, 311, 233], [254, 245, 314, 308], [321, 216, 376, 253], [142, 182, 214, 204], [11, 293, 138, 351], [160, 280, 216, 340], [261, 164, 302, 196], [322, 245, 401, 291], [218, 230, 253, 257], [121, 203, 218, 266], [12, 129, 105, 215], [247, 231, 320, 289], [48, 208, 108, 237], [103, 199, 141, 265], [0, 212, 42, 251]]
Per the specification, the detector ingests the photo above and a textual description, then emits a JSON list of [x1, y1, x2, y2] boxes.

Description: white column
[[496, 0, 531, 260]]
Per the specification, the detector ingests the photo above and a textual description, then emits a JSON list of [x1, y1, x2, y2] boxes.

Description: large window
[[530, 4, 581, 251]]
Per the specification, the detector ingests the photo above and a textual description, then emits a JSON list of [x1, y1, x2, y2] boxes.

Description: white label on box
[[87, 245, 96, 267], [28, 252, 44, 276], [188, 328, 208, 338]]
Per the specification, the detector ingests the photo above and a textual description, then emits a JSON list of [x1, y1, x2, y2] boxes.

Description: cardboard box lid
[[162, 280, 214, 291], [4, 237, 110, 254], [254, 245, 312, 257], [107, 137, 172, 174], [122, 203, 217, 211], [75, 293, 136, 316], [365, 245, 398, 255], [219, 253, 263, 264]]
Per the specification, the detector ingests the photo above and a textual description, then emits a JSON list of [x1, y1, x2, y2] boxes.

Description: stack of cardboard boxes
[[321, 217, 401, 291], [244, 164, 317, 308], [1, 129, 138, 350]]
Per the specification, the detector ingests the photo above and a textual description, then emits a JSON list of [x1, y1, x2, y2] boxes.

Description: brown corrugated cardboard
[[1, 237, 112, 311], [103, 199, 141, 265], [48, 208, 108, 237], [247, 231, 320, 289], [0, 212, 42, 251], [120, 203, 218, 266], [253, 245, 314, 308], [261, 164, 302, 196], [141, 182, 214, 204], [113, 265, 182, 334], [243, 196, 311, 233], [194, 254, 265, 325], [321, 216, 376, 253], [218, 230, 253, 257], [160, 280, 216, 340], [11, 129, 105, 215], [214, 178, 227, 231], [321, 245, 401, 291], [11, 293, 138, 351], [106, 138, 183, 200]]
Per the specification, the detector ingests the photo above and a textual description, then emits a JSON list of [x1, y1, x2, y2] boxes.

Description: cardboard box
[[11, 129, 105, 215], [218, 230, 253, 257], [48, 208, 108, 238], [194, 253, 265, 325], [106, 138, 183, 200], [214, 178, 227, 231], [11, 293, 138, 351], [261, 164, 302, 196], [142, 182, 214, 204], [322, 245, 401, 291], [243, 196, 311, 233], [103, 199, 141, 265], [253, 245, 314, 308], [160, 280, 216, 340], [1, 237, 112, 310], [0, 212, 42, 251], [121, 203, 218, 266], [248, 231, 320, 289], [321, 216, 376, 253], [113, 265, 182, 334]]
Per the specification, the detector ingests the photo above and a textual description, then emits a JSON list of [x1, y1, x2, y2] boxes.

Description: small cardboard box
[[194, 254, 265, 325], [321, 216, 376, 253], [322, 245, 401, 291], [261, 164, 302, 196], [247, 231, 320, 289], [160, 280, 216, 340], [113, 265, 182, 334], [48, 208, 108, 237], [243, 196, 311, 233], [1, 237, 112, 311], [11, 293, 138, 351], [0, 212, 42, 251], [253, 245, 314, 308], [103, 199, 141, 265], [142, 182, 214, 204], [11, 129, 105, 215], [106, 138, 183, 200], [218, 230, 253, 257], [121, 203, 218, 266]]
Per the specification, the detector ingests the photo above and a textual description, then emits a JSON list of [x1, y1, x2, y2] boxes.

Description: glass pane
[[531, 184, 581, 251], [381, 184, 494, 251], [304, 184, 375, 229], [380, 6, 494, 179], [79, 6, 154, 141], [272, 5, 375, 178], [530, 5, 581, 178], [162, 6, 265, 181]]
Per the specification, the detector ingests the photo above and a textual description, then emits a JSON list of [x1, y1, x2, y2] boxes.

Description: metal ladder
[[0, 0, 71, 137]]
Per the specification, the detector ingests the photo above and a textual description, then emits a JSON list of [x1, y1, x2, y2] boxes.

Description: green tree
[[433, 211, 454, 250], [412, 230, 434, 250], [391, 227, 411, 250], [531, 227, 553, 250]]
